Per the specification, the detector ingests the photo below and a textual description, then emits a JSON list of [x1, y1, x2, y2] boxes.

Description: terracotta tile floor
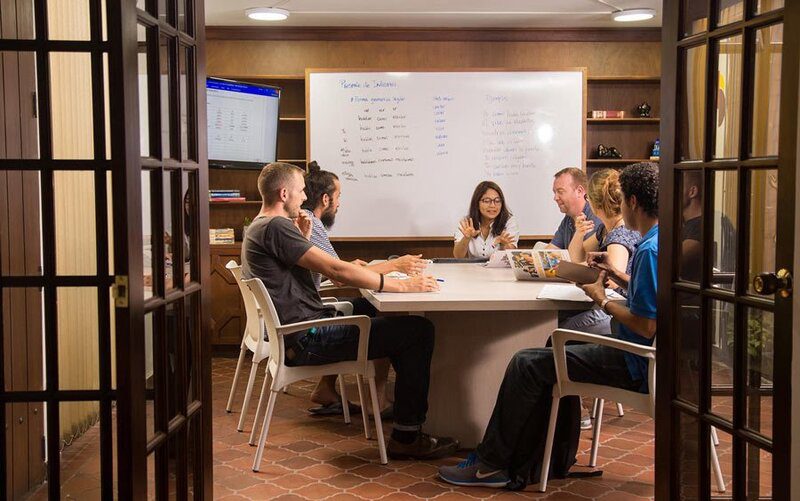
[[34, 356, 659, 499], [210, 357, 656, 500]]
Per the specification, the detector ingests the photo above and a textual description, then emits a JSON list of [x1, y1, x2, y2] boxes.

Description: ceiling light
[[246, 7, 290, 21], [612, 8, 656, 22]]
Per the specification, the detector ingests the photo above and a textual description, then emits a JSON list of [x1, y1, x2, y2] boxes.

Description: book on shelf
[[210, 228, 235, 244], [589, 110, 626, 119], [209, 197, 246, 202]]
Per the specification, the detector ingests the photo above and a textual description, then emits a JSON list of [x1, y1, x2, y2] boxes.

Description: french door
[[658, 1, 798, 499], [0, 0, 211, 498]]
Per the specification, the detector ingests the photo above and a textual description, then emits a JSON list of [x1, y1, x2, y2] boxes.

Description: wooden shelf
[[587, 76, 660, 83], [277, 158, 307, 163], [209, 200, 262, 206], [279, 117, 306, 121], [587, 158, 660, 163], [587, 118, 660, 124]]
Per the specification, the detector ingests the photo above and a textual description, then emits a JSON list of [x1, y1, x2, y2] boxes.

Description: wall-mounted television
[[206, 77, 280, 169]]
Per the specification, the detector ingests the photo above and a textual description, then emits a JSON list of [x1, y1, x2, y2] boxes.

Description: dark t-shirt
[[241, 215, 334, 325]]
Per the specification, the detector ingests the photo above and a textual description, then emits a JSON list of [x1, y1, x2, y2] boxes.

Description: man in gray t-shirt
[[243, 215, 335, 325], [242, 162, 458, 460]]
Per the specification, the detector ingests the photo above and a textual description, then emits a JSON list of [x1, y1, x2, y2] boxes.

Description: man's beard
[[320, 208, 336, 229]]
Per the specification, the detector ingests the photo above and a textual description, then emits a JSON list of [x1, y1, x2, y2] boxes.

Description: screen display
[[206, 78, 280, 168]]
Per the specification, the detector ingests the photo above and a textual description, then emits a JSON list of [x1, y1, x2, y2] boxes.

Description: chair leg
[[355, 375, 371, 439], [249, 369, 272, 446], [338, 375, 351, 424], [252, 388, 279, 472], [367, 377, 388, 465], [590, 399, 605, 468], [591, 398, 599, 419], [226, 345, 247, 412], [538, 395, 561, 492], [615, 402, 625, 417], [711, 426, 720, 446], [710, 434, 726, 493], [237, 361, 260, 432]]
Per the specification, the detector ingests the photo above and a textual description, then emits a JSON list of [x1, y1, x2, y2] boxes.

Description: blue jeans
[[559, 308, 612, 335], [287, 315, 434, 428]]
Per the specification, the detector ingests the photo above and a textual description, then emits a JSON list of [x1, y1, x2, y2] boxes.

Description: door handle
[[753, 269, 793, 298]]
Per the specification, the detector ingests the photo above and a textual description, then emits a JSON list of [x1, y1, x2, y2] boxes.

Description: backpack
[[505, 394, 599, 490]]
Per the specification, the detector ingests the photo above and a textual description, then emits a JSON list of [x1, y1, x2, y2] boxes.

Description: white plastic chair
[[224, 260, 352, 437], [539, 329, 725, 493], [224, 261, 270, 432], [244, 278, 388, 472]]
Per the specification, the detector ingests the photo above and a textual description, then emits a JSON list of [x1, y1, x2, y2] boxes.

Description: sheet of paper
[[537, 284, 624, 302], [485, 250, 511, 268]]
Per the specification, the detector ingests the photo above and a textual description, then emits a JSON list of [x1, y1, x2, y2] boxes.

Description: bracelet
[[378, 273, 385, 292], [599, 298, 610, 313]]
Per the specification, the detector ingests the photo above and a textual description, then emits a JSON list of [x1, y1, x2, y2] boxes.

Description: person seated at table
[[454, 181, 519, 258], [303, 161, 428, 288], [439, 162, 659, 489], [563, 168, 641, 333], [302, 161, 424, 416], [242, 162, 458, 459], [546, 167, 603, 250]]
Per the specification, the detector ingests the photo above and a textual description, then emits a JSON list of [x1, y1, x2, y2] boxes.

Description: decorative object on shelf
[[210, 228, 235, 245], [650, 139, 660, 161], [243, 216, 252, 238], [635, 102, 652, 118], [596, 144, 623, 159], [589, 110, 626, 119]]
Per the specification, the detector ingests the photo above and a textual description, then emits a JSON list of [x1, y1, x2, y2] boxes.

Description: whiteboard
[[308, 70, 585, 238]]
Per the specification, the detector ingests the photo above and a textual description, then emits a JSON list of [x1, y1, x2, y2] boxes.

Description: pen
[[436, 278, 445, 282]]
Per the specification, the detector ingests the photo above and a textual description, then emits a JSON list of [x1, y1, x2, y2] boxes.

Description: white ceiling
[[205, 0, 663, 28]]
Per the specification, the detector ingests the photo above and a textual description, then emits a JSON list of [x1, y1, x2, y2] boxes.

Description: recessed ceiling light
[[612, 8, 656, 22], [246, 7, 290, 21]]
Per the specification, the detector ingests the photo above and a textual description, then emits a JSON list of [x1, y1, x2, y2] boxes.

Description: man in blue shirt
[[439, 162, 659, 490], [547, 167, 603, 249]]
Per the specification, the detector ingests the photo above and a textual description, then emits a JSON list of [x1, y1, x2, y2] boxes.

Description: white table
[[360, 263, 595, 447]]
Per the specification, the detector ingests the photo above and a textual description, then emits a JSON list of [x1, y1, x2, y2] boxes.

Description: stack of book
[[209, 189, 245, 202], [209, 228, 235, 245], [589, 110, 626, 118]]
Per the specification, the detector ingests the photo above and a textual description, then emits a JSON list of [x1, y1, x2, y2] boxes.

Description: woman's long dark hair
[[467, 180, 512, 237]]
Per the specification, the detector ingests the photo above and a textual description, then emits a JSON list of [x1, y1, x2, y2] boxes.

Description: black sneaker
[[439, 452, 510, 488], [387, 432, 459, 460]]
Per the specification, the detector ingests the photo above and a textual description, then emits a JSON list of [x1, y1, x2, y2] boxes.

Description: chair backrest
[[552, 329, 656, 418], [243, 278, 284, 365], [225, 260, 265, 348]]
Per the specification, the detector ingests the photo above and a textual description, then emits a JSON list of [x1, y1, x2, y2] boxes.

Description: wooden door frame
[[112, 0, 212, 498], [656, 1, 800, 499]]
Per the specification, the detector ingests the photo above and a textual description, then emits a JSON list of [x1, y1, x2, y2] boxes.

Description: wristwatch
[[599, 298, 611, 313]]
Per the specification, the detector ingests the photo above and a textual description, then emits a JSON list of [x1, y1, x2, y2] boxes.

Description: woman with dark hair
[[453, 181, 519, 258]]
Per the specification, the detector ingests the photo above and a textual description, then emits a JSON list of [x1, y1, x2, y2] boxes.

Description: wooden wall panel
[[207, 40, 661, 78]]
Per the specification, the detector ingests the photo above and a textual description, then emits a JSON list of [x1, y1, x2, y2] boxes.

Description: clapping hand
[[459, 218, 480, 240], [493, 230, 514, 249], [294, 211, 312, 240], [392, 254, 427, 275], [574, 213, 595, 237]]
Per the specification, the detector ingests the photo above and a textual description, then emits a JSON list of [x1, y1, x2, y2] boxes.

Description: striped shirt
[[304, 209, 339, 289]]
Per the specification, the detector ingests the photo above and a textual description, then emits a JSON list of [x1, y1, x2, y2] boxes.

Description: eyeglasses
[[480, 198, 502, 206]]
